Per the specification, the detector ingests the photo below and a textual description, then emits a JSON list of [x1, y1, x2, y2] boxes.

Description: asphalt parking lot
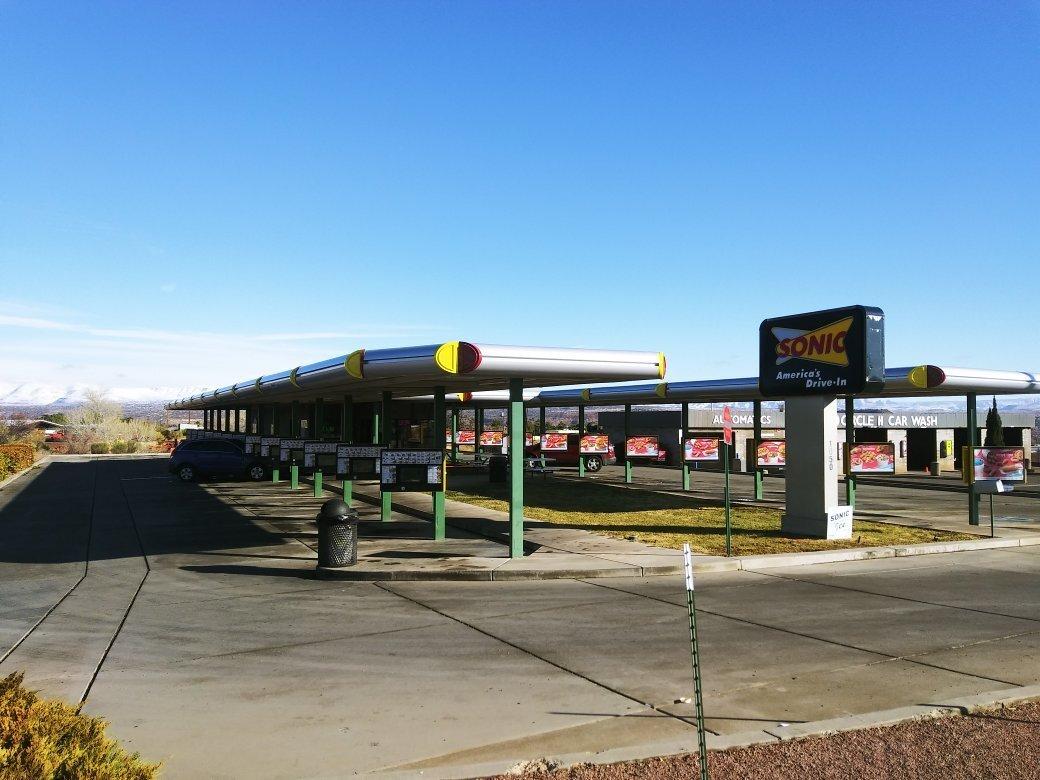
[[2, 456, 1040, 778]]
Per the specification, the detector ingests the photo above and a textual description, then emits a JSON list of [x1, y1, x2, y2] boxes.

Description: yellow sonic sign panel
[[773, 317, 853, 368]]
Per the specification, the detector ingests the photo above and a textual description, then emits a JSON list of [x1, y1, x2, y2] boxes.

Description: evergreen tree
[[984, 396, 1004, 446]]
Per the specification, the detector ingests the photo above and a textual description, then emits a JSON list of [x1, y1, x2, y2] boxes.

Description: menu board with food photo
[[626, 436, 659, 458], [479, 431, 504, 447], [541, 433, 569, 451], [973, 447, 1027, 483], [580, 434, 610, 454], [848, 443, 895, 474], [684, 438, 720, 462], [757, 440, 786, 467], [455, 430, 476, 445]]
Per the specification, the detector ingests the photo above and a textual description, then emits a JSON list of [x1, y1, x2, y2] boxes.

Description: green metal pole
[[290, 461, 299, 490], [313, 469, 323, 497], [451, 406, 459, 463], [753, 400, 764, 500], [844, 396, 856, 508], [372, 402, 380, 444], [624, 404, 633, 484], [272, 404, 280, 437], [315, 397, 325, 440], [291, 401, 300, 438], [683, 545, 710, 780], [578, 404, 586, 477], [508, 378, 525, 558], [475, 407, 484, 455], [539, 406, 545, 439], [724, 439, 732, 556], [681, 402, 690, 491], [433, 385, 446, 540], [342, 395, 354, 504], [381, 391, 392, 522], [967, 393, 980, 526]]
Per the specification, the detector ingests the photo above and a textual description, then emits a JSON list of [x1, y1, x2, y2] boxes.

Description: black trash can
[[488, 455, 508, 483], [316, 498, 360, 568]]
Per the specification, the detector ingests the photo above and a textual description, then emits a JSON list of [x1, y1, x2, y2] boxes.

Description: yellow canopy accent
[[435, 342, 461, 373]]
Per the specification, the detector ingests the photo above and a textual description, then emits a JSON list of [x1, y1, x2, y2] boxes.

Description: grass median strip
[[446, 478, 976, 556]]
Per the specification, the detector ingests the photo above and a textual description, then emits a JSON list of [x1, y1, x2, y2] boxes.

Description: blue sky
[[1, 1, 1037, 391]]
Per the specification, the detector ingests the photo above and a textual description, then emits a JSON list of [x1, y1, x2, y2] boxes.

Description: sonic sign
[[759, 305, 885, 396]]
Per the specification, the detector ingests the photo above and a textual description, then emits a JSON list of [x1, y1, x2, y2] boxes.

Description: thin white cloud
[[0, 314, 75, 330]]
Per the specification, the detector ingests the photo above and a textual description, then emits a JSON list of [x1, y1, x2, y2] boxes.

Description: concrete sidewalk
[[4, 456, 1040, 779]]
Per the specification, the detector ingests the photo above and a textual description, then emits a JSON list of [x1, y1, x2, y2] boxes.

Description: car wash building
[[595, 407, 1035, 474]]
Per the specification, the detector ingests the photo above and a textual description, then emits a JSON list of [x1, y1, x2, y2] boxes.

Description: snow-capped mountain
[[0, 382, 204, 407]]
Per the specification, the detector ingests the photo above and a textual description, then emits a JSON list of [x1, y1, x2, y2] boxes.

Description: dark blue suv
[[169, 439, 266, 482]]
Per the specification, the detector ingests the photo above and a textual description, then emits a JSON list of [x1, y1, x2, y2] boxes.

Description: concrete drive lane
[[2, 456, 1040, 778]]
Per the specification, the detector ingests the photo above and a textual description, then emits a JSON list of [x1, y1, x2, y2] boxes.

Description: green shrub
[[90, 442, 110, 454], [0, 452, 12, 481], [0, 671, 159, 779], [110, 441, 128, 454], [125, 440, 139, 453]]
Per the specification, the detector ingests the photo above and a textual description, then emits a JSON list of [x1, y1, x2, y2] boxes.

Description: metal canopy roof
[[434, 366, 1040, 408], [166, 342, 666, 410]]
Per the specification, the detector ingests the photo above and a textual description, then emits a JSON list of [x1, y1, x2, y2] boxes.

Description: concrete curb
[[313, 534, 1040, 581], [440, 684, 1040, 779]]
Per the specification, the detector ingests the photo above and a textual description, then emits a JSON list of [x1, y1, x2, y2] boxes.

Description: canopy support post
[[508, 378, 525, 558], [753, 400, 763, 500], [624, 404, 633, 484], [381, 391, 393, 522], [433, 386, 446, 540], [578, 404, 586, 477], [967, 393, 980, 525], [681, 402, 690, 491], [845, 396, 856, 508]]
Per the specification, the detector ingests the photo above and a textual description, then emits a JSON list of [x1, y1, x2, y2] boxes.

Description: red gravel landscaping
[[489, 698, 1040, 780]]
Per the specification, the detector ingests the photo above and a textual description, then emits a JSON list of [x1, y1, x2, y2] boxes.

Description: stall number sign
[[336, 445, 383, 478], [580, 434, 610, 454], [684, 438, 720, 462], [847, 443, 896, 474], [380, 450, 445, 492], [260, 437, 280, 456], [972, 447, 1027, 483], [279, 439, 305, 461], [303, 441, 339, 467], [626, 436, 659, 458], [759, 305, 885, 396]]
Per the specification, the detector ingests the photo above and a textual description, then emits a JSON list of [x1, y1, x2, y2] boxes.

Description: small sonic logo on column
[[773, 317, 852, 367]]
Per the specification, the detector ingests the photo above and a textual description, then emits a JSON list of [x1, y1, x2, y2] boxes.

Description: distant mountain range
[[1, 381, 1037, 425], [0, 382, 203, 407]]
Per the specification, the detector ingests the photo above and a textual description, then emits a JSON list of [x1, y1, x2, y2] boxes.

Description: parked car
[[168, 438, 266, 482], [524, 432, 616, 472]]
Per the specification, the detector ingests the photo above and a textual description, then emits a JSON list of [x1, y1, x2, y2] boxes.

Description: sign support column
[[577, 404, 586, 477], [381, 391, 393, 522], [844, 396, 856, 507], [433, 386, 446, 540], [475, 407, 484, 454], [624, 404, 633, 484], [508, 378, 525, 558], [753, 400, 764, 500], [967, 392, 980, 526]]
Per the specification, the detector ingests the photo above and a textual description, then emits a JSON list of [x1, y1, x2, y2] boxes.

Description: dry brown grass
[[447, 477, 976, 556]]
